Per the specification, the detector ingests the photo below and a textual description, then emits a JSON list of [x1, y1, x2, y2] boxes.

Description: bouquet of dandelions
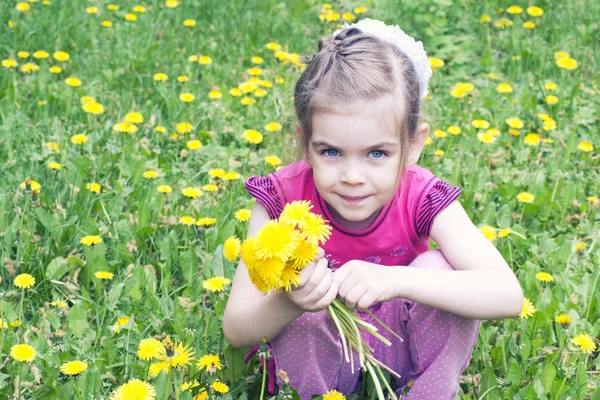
[[241, 200, 403, 399]]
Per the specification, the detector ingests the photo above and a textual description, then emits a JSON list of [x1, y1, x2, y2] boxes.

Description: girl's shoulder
[[403, 164, 462, 237], [244, 161, 313, 219]]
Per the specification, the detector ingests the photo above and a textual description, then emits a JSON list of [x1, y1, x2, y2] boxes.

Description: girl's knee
[[409, 249, 455, 271]]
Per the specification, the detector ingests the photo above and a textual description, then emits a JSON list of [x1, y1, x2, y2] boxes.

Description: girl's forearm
[[391, 267, 524, 320], [223, 291, 305, 349]]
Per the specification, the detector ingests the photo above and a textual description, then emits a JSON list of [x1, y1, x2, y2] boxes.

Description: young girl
[[223, 19, 524, 399]]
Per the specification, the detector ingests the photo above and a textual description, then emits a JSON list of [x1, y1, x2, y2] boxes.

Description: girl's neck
[[325, 201, 384, 231]]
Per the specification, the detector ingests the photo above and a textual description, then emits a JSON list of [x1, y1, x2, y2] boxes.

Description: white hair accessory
[[334, 18, 432, 98]]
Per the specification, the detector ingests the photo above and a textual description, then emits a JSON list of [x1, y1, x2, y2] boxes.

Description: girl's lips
[[339, 194, 370, 203]]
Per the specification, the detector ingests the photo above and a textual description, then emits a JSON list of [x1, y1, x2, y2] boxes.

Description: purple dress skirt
[[245, 249, 480, 400]]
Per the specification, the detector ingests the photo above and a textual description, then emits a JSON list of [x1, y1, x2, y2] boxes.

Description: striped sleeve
[[244, 176, 284, 220], [413, 178, 461, 237]]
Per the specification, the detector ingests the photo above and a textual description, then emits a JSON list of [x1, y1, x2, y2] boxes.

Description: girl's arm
[[401, 199, 524, 319], [223, 202, 338, 348], [223, 202, 304, 348]]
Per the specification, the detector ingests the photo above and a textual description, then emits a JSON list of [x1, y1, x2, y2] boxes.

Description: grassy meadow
[[0, 0, 599, 399]]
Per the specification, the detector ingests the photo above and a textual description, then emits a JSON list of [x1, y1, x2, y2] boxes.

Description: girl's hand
[[282, 248, 338, 313], [333, 260, 396, 311]]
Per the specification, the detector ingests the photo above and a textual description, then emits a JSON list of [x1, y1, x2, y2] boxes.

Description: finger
[[314, 280, 338, 310], [307, 270, 332, 303], [315, 247, 325, 260], [332, 264, 352, 288], [344, 285, 368, 310], [307, 258, 328, 291], [357, 292, 376, 312], [337, 273, 358, 299], [296, 261, 316, 289]]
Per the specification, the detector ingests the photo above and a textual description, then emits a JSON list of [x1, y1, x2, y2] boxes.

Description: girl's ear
[[407, 123, 429, 166]]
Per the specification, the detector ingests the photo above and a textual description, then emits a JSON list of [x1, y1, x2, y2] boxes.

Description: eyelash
[[320, 149, 388, 159]]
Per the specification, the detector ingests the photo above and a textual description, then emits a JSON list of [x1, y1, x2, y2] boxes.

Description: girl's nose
[[340, 163, 366, 185]]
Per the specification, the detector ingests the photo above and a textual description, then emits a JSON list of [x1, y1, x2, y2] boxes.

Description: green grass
[[0, 0, 598, 399]]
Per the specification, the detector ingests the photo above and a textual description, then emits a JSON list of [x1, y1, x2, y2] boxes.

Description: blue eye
[[370, 150, 387, 159], [321, 149, 340, 158]]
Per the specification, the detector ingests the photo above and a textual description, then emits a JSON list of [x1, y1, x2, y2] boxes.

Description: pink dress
[[243, 161, 480, 400]]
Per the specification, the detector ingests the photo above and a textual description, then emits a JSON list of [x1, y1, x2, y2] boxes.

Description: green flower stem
[[373, 362, 398, 400], [365, 361, 385, 400], [260, 356, 267, 400], [365, 352, 402, 380], [366, 310, 404, 342], [327, 304, 350, 363], [335, 309, 357, 371]]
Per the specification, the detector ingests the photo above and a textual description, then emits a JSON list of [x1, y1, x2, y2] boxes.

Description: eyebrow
[[311, 140, 398, 150]]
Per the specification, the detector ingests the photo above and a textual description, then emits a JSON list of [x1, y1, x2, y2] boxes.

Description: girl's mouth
[[339, 194, 370, 204]]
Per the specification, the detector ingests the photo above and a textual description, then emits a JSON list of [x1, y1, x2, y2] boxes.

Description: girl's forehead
[[311, 98, 399, 145]]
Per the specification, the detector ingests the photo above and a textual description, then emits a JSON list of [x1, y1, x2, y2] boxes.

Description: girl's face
[[305, 98, 426, 231]]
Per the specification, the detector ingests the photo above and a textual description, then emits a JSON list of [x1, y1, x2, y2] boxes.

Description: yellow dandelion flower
[[208, 89, 222, 100], [505, 117, 523, 129], [176, 121, 193, 134], [202, 277, 231, 292], [266, 42, 282, 51], [179, 93, 195, 102], [211, 381, 229, 394], [288, 240, 319, 270], [2, 59, 18, 68], [10, 344, 36, 362], [577, 141, 594, 152], [187, 140, 202, 151], [109, 378, 156, 400], [433, 129, 447, 138], [429, 57, 445, 72], [112, 122, 139, 134], [447, 125, 461, 135], [255, 221, 301, 260], [323, 390, 346, 400], [472, 119, 490, 129], [202, 184, 218, 192], [477, 133, 496, 144], [240, 96, 256, 105], [153, 73, 168, 82], [480, 14, 491, 23], [574, 242, 587, 252], [223, 171, 240, 181], [496, 82, 513, 93], [527, 6, 544, 17], [82, 102, 105, 115], [16, 2, 31, 12], [555, 314, 572, 325], [234, 209, 252, 222], [50, 299, 67, 308], [301, 213, 332, 246], [179, 216, 196, 226], [95, 271, 114, 280], [519, 297, 536, 319], [183, 19, 196, 27], [181, 187, 203, 198], [545, 95, 558, 105], [498, 228, 512, 238], [197, 354, 222, 373], [138, 338, 165, 361], [264, 122, 282, 132], [149, 361, 170, 378], [65, 77, 82, 87], [53, 51, 70, 62], [80, 235, 102, 246], [60, 360, 88, 376], [157, 185, 172, 194], [85, 182, 101, 193], [209, 168, 225, 178], [143, 170, 158, 179], [507, 5, 523, 14], [229, 87, 242, 96], [223, 237, 241, 261], [20, 63, 40, 73], [571, 334, 597, 354], [125, 112, 144, 124], [535, 272, 554, 282], [47, 162, 61, 170], [556, 57, 578, 70], [523, 133, 540, 146], [479, 225, 497, 241], [523, 21, 536, 29], [264, 155, 282, 166], [516, 192, 535, 203], [279, 200, 314, 229], [14, 273, 36, 289]]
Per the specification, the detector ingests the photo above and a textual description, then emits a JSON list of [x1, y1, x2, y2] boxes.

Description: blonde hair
[[293, 27, 424, 192]]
